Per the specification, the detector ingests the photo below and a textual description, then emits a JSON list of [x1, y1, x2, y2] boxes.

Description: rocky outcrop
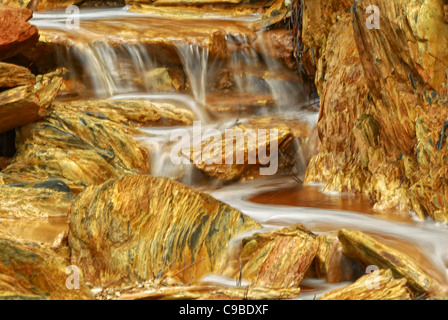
[[318, 269, 411, 300], [219, 225, 318, 288], [68, 175, 261, 286], [0, 6, 38, 61], [304, 0, 448, 222], [0, 238, 91, 299]]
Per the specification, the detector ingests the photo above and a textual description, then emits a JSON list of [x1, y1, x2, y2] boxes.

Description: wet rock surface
[[68, 174, 261, 286], [219, 225, 318, 288], [318, 269, 411, 300], [0, 238, 91, 299], [304, 0, 448, 223]]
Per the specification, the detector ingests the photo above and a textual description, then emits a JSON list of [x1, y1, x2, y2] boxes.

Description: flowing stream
[[15, 6, 448, 298]]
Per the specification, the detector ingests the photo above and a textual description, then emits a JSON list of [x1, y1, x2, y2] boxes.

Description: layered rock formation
[[68, 174, 262, 286], [304, 0, 448, 222], [219, 225, 318, 288], [338, 229, 446, 296], [189, 117, 317, 181]]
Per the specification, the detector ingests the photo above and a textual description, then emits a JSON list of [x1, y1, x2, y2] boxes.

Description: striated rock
[[53, 99, 195, 127], [126, 0, 289, 31], [68, 175, 261, 286], [0, 6, 38, 61], [119, 285, 301, 300], [0, 238, 91, 299], [0, 69, 62, 134], [338, 229, 445, 296], [318, 269, 411, 300], [1, 101, 151, 193], [188, 117, 312, 181], [218, 225, 318, 288], [304, 0, 448, 222], [0, 62, 35, 88], [0, 180, 74, 219]]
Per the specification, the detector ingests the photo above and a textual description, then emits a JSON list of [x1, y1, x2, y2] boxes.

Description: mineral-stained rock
[[53, 99, 195, 127], [0, 7, 38, 61], [0, 69, 62, 134], [188, 117, 312, 181], [118, 285, 301, 300], [318, 269, 411, 300], [68, 175, 261, 286], [1, 101, 151, 193], [0, 62, 35, 88], [0, 238, 91, 299], [126, 0, 288, 31], [219, 225, 318, 288], [338, 229, 445, 296], [304, 0, 448, 222], [0, 180, 74, 219]]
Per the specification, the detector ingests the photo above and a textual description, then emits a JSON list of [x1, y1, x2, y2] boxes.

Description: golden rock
[[0, 238, 91, 300], [338, 229, 445, 296], [0, 69, 62, 134], [218, 225, 318, 288], [68, 174, 261, 286], [318, 269, 411, 300]]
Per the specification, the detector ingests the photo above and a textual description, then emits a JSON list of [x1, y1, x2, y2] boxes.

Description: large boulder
[[68, 175, 261, 286]]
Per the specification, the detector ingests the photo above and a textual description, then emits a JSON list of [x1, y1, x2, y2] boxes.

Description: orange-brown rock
[[218, 225, 318, 288], [0, 69, 62, 134], [54, 99, 195, 127], [338, 229, 446, 296], [304, 0, 448, 222], [126, 0, 289, 31], [68, 175, 261, 286], [0, 238, 91, 299], [318, 269, 411, 300], [188, 117, 315, 181], [0, 6, 38, 61]]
